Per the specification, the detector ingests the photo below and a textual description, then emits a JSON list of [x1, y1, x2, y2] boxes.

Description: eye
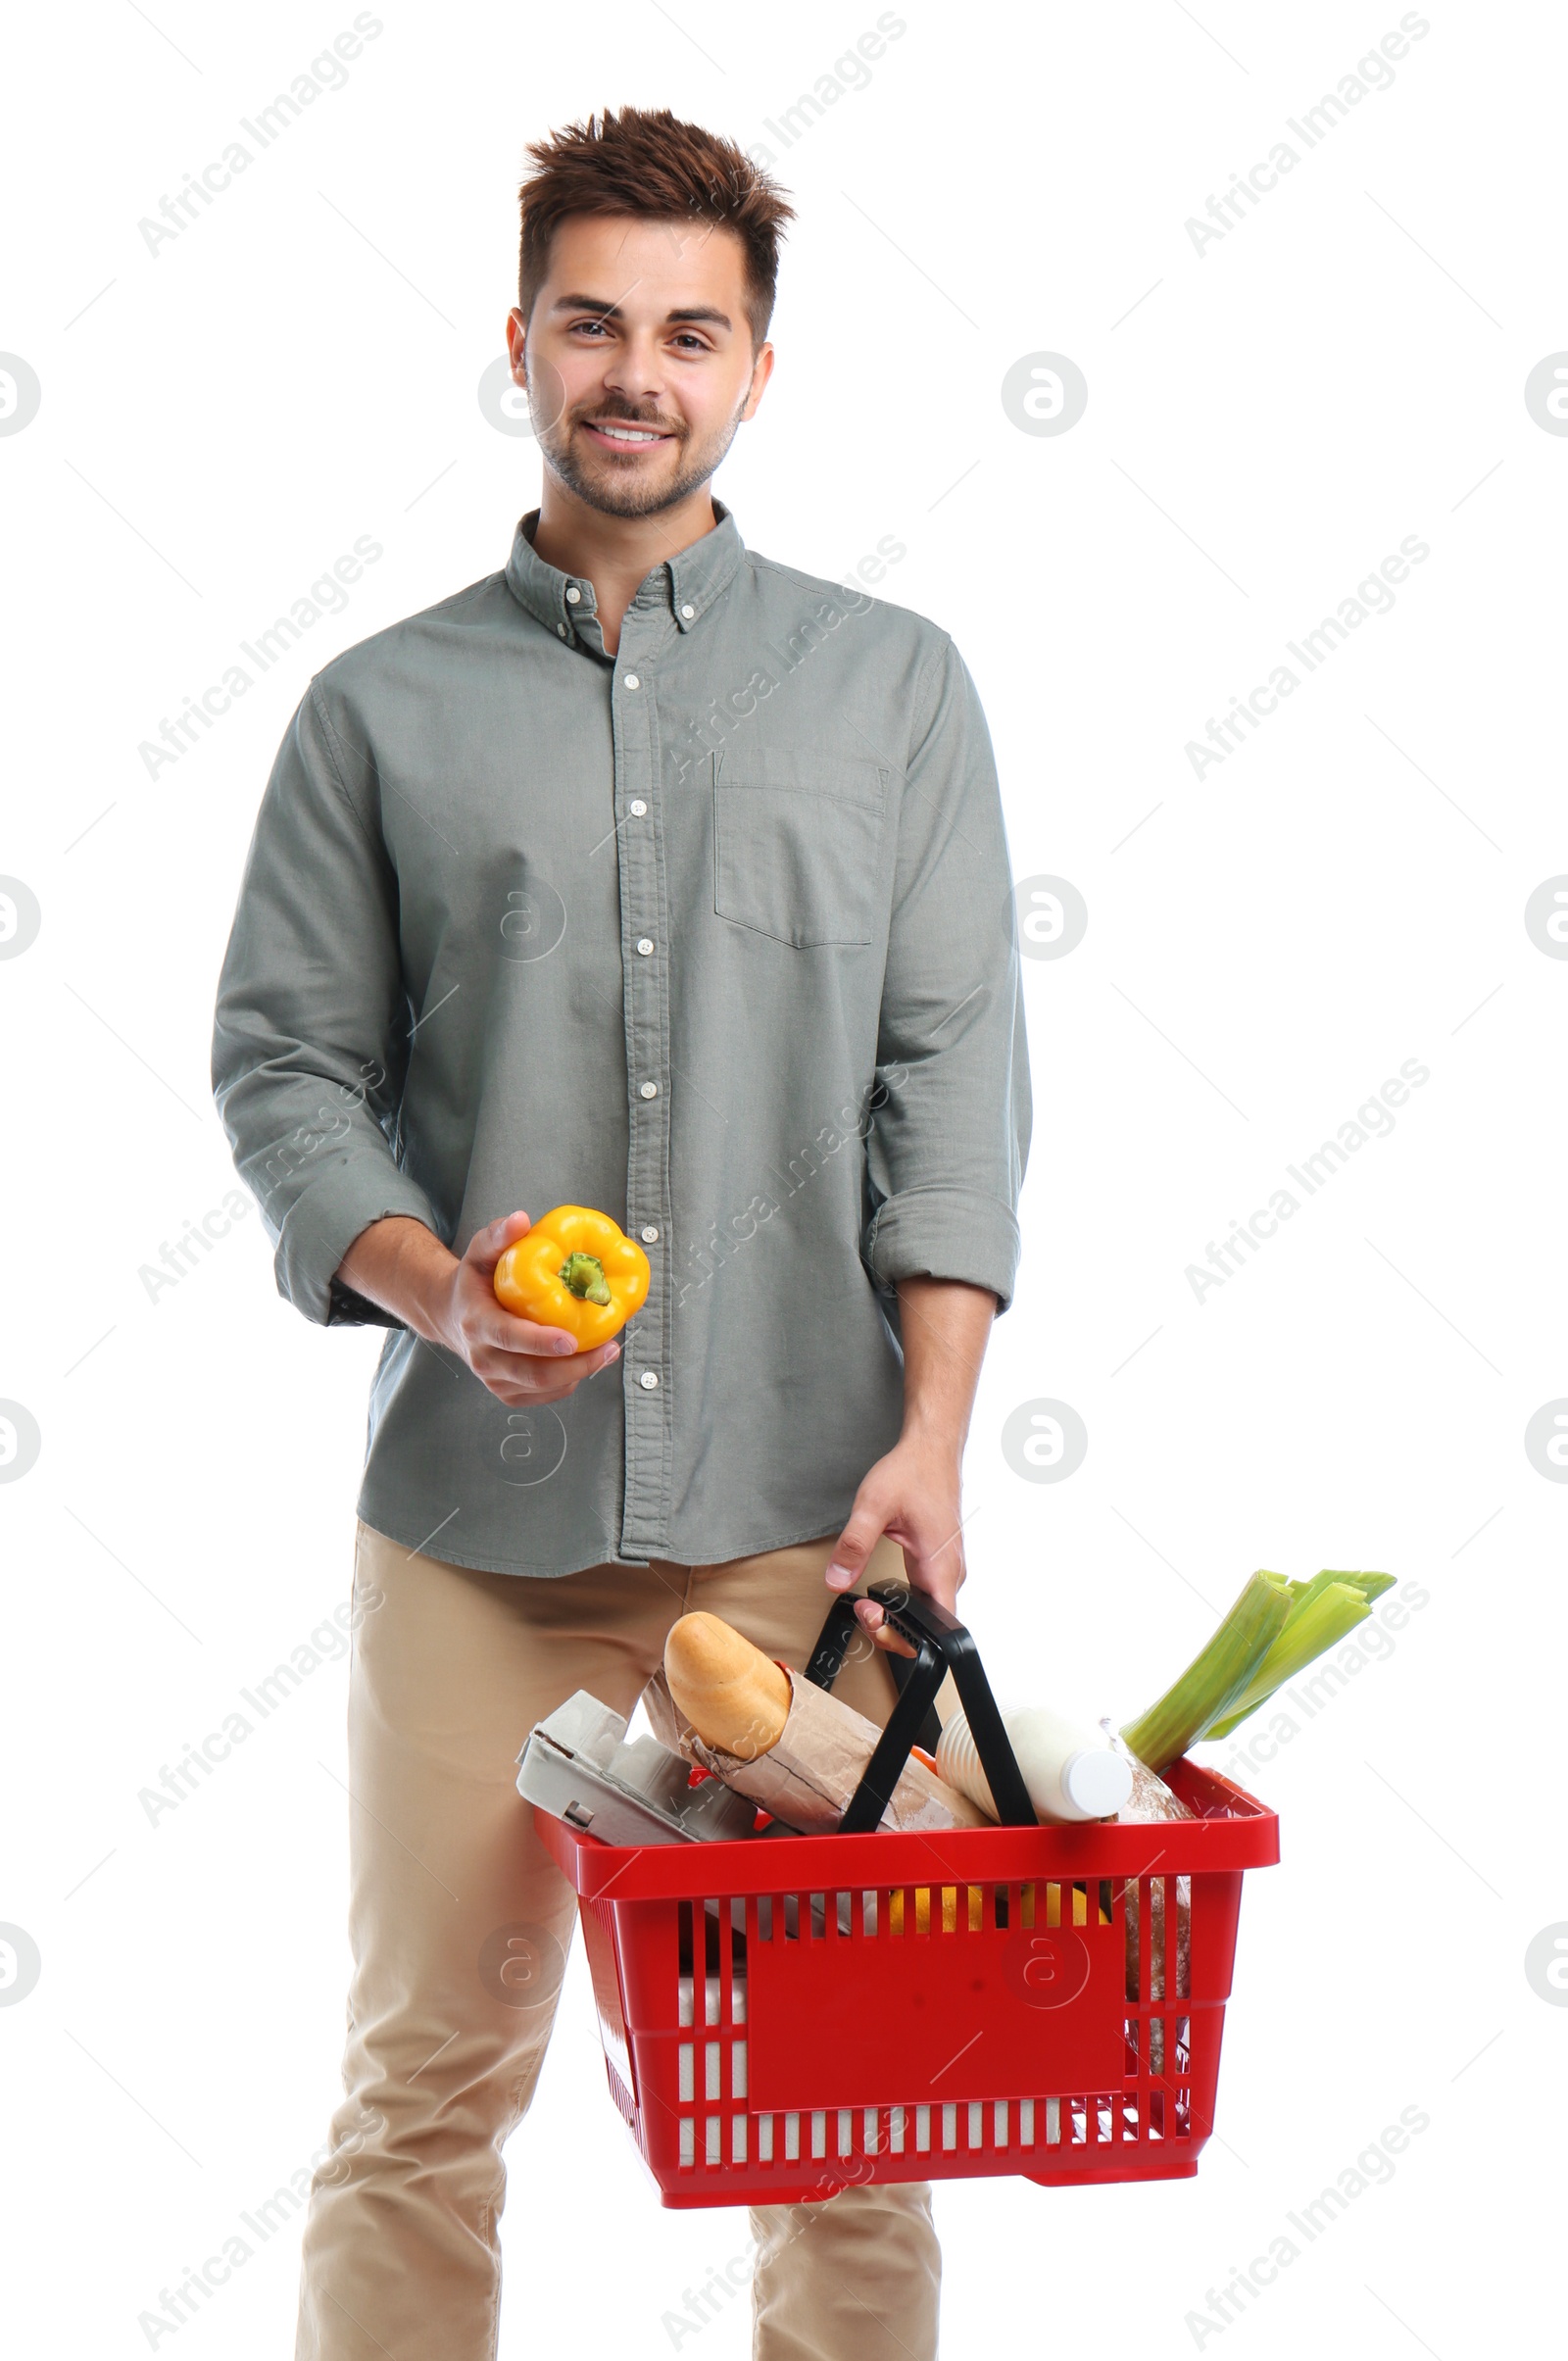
[[671, 332, 711, 352]]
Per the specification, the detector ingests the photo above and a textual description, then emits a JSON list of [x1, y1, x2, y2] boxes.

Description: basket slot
[[732, 2116, 747, 2163], [759, 2113, 773, 2162], [782, 1894, 799, 1943], [679, 2117, 695, 2166], [811, 2110, 826, 2159], [809, 1892, 826, 1941], [758, 1894, 773, 1943], [837, 2109, 853, 2158], [733, 2041, 748, 2099], [1020, 1882, 1036, 1929], [994, 2100, 1007, 2148], [705, 2118, 721, 2166], [889, 2104, 906, 2153], [994, 1884, 1009, 1929], [1123, 1878, 1139, 2003], [705, 2041, 721, 2102], [863, 2106, 879, 2153], [967, 2101, 983, 2150], [1123, 2015, 1140, 2077], [915, 2104, 931, 2152], [861, 1889, 877, 1938], [942, 2103, 957, 2151], [730, 1896, 748, 2021], [1149, 2090, 1165, 2140], [1045, 2096, 1060, 2144], [678, 2042, 694, 2102], [1019, 2097, 1035, 2145], [677, 1897, 695, 2027], [784, 2112, 800, 2161], [1175, 1877, 1192, 1998]]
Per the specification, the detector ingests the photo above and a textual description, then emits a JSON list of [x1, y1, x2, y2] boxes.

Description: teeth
[[597, 423, 662, 442]]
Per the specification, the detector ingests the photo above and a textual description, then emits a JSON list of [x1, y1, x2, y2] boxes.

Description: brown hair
[[518, 109, 794, 351]]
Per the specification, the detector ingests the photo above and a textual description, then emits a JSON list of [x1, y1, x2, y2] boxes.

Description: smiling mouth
[[581, 418, 678, 451]]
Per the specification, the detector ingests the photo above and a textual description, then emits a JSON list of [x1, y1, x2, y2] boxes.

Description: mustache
[[574, 401, 686, 436]]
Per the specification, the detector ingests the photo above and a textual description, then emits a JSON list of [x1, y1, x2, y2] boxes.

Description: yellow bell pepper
[[492, 1205, 650, 1349]]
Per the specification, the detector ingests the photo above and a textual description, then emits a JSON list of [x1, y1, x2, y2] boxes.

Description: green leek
[[1120, 1571, 1293, 1773], [1203, 1581, 1373, 1738]]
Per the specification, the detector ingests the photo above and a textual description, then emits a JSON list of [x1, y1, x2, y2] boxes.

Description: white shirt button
[[639, 1370, 660, 1390], [629, 799, 648, 816], [565, 585, 581, 604], [556, 623, 567, 638], [636, 938, 654, 956], [680, 603, 695, 619], [641, 1225, 659, 1243], [623, 673, 640, 690], [639, 1081, 658, 1100]]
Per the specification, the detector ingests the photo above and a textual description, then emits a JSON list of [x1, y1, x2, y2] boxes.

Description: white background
[[2, 2, 1562, 2354]]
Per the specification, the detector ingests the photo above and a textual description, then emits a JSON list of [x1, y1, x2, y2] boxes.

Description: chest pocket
[[712, 747, 888, 948]]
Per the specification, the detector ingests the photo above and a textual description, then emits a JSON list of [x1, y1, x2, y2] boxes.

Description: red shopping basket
[[534, 1581, 1278, 2206]]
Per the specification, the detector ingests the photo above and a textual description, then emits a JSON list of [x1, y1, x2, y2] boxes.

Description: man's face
[[507, 213, 773, 519]]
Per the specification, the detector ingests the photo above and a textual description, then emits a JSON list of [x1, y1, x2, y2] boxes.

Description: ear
[[738, 339, 775, 423], [506, 306, 528, 386]]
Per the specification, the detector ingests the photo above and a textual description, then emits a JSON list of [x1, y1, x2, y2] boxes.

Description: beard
[[533, 394, 744, 519]]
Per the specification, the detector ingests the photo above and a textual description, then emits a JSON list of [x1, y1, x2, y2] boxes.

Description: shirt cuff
[[270, 1151, 443, 1327], [864, 1187, 1021, 1315]]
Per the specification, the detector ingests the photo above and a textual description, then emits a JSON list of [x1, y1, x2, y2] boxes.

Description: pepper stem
[[559, 1251, 612, 1307]]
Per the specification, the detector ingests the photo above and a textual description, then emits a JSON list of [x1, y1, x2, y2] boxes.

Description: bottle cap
[[1062, 1746, 1134, 1819]]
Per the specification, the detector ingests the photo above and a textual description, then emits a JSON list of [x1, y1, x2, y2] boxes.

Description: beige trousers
[[294, 1519, 941, 2361]]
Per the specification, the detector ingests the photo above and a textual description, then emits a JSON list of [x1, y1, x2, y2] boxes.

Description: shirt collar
[[504, 499, 745, 644]]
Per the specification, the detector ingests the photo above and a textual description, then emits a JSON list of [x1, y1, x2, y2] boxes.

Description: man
[[213, 106, 1029, 2361]]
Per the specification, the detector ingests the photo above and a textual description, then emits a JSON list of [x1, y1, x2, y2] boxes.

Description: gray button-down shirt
[[212, 504, 1030, 1577]]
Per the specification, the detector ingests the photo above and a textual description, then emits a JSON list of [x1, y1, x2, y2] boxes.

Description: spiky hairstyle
[[518, 108, 795, 349]]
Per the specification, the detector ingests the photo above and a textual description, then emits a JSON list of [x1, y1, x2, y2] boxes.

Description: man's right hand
[[335, 1210, 621, 1405]]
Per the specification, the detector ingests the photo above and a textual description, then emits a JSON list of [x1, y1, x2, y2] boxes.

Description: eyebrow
[[550, 294, 733, 332]]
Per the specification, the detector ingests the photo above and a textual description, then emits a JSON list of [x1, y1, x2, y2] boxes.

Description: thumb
[[824, 1488, 889, 1595], [466, 1208, 531, 1276]]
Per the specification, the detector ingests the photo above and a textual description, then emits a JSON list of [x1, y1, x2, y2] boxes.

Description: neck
[[530, 478, 718, 657]]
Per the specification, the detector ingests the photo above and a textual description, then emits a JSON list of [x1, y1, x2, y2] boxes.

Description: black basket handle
[[804, 1578, 1037, 1833]]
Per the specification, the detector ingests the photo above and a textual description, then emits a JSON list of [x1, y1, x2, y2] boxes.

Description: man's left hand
[[823, 1436, 965, 1657]]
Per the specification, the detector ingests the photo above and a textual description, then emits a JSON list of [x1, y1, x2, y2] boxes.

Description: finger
[[823, 1497, 890, 1595], [474, 1307, 581, 1358], [478, 1338, 620, 1387], [483, 1342, 620, 1404], [853, 1596, 917, 1659], [465, 1208, 532, 1274]]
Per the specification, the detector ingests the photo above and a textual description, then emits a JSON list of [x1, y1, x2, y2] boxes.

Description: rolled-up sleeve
[[212, 678, 440, 1326], [863, 634, 1031, 1312]]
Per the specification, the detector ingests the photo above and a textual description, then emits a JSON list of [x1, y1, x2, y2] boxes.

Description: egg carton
[[516, 1691, 760, 1846]]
